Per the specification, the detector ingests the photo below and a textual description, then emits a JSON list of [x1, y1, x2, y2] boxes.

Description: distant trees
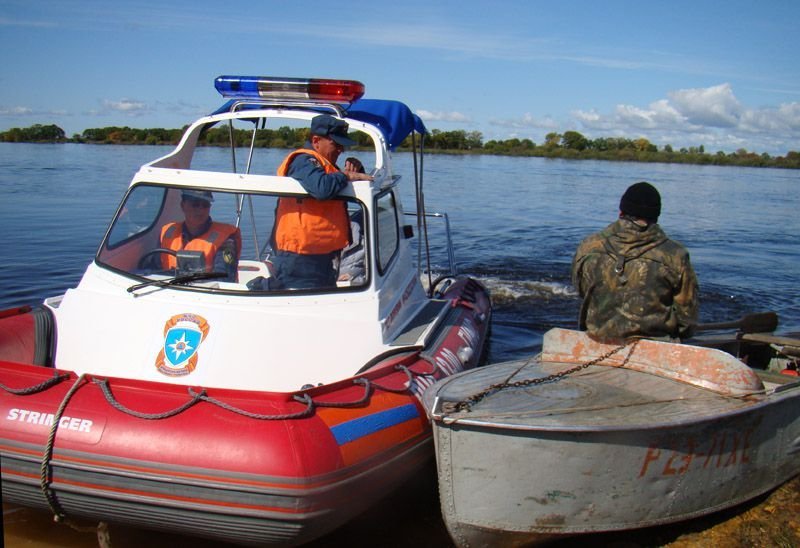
[[1, 124, 65, 142], [544, 132, 562, 149], [561, 131, 589, 151], [413, 128, 800, 169], [199, 126, 310, 149], [424, 129, 483, 150], [1, 124, 798, 169], [77, 126, 183, 144]]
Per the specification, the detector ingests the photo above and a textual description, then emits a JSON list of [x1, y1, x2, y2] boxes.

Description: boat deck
[[428, 358, 800, 431]]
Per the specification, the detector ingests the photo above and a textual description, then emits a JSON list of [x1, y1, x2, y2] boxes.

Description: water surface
[[1, 143, 798, 546]]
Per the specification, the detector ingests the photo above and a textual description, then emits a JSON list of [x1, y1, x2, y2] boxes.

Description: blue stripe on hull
[[330, 403, 419, 445]]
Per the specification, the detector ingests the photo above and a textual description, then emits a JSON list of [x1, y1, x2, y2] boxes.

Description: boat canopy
[[210, 98, 427, 151], [346, 99, 427, 150]]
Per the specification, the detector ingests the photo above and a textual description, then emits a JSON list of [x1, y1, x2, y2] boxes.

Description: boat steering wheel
[[138, 248, 177, 270]]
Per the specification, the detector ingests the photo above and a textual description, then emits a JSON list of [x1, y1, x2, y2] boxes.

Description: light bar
[[214, 76, 365, 104]]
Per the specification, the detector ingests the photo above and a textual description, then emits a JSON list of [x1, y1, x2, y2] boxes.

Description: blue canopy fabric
[[209, 98, 426, 151], [345, 99, 427, 151]]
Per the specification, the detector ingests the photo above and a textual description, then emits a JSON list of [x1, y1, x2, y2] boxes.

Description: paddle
[[694, 311, 778, 334], [739, 333, 800, 356]]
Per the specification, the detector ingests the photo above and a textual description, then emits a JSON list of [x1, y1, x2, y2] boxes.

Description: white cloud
[[417, 110, 471, 123], [667, 83, 742, 128], [489, 112, 559, 130], [103, 99, 148, 114], [563, 83, 800, 154], [0, 106, 34, 115], [0, 105, 67, 116]]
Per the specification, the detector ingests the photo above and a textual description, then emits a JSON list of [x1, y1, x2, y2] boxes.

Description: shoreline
[[1, 139, 798, 170]]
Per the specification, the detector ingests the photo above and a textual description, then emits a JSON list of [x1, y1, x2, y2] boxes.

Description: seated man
[[160, 190, 241, 281], [571, 181, 698, 340], [338, 207, 366, 284], [337, 157, 367, 284]]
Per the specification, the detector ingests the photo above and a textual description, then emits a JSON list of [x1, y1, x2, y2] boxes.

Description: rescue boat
[[0, 76, 491, 545]]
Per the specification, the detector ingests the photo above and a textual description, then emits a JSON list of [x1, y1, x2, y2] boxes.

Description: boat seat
[[237, 259, 273, 286]]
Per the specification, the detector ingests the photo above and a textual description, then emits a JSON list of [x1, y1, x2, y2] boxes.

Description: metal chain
[[450, 339, 641, 413]]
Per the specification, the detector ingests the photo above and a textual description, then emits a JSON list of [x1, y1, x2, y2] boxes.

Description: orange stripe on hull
[[316, 391, 428, 466], [339, 417, 426, 466]]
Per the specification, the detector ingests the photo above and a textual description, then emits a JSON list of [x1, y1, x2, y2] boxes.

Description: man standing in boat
[[271, 114, 372, 289], [571, 181, 699, 340], [160, 190, 241, 281]]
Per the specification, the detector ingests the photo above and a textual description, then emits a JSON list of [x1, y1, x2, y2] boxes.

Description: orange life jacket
[[275, 149, 349, 255], [160, 222, 241, 270]]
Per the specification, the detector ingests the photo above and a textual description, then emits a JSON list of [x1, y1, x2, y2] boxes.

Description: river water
[[1, 143, 798, 546]]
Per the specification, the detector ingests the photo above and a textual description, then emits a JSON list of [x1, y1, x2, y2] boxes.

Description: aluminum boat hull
[[424, 328, 800, 546]]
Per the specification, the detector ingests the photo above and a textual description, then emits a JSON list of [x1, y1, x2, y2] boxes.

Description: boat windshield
[[97, 184, 369, 293]]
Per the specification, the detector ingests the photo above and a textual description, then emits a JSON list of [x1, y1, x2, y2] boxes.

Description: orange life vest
[[275, 149, 349, 255], [160, 222, 241, 270]]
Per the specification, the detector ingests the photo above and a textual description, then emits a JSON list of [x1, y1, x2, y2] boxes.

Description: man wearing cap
[[571, 181, 698, 340], [160, 190, 242, 281], [271, 114, 372, 289]]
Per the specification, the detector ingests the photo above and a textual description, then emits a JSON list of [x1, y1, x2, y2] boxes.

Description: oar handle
[[741, 333, 800, 357]]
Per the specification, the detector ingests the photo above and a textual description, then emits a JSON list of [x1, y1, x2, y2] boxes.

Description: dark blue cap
[[182, 189, 214, 204], [310, 115, 356, 146]]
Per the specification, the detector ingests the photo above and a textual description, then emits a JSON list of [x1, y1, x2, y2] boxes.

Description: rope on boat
[[94, 379, 205, 419], [97, 379, 318, 421], [40, 373, 87, 524], [370, 365, 416, 393], [31, 374, 117, 536], [91, 360, 444, 420], [4, 356, 448, 429], [309, 378, 373, 407], [369, 362, 437, 394], [0, 372, 71, 395], [199, 390, 315, 420], [10, 346, 452, 433], [446, 339, 641, 413]]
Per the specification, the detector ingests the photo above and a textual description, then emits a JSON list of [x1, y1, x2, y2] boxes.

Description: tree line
[[2, 123, 799, 169]]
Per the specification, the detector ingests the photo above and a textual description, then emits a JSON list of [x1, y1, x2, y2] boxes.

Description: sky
[[1, 0, 798, 155]]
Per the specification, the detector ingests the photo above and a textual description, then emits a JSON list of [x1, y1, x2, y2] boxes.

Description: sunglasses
[[317, 134, 344, 147], [185, 198, 211, 209]]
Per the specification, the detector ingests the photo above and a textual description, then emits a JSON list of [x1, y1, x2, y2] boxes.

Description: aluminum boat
[[424, 326, 800, 546]]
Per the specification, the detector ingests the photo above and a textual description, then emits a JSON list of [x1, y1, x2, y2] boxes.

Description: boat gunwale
[[429, 361, 800, 433]]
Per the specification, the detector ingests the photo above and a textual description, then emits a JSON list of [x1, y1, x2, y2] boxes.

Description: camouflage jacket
[[571, 218, 699, 340]]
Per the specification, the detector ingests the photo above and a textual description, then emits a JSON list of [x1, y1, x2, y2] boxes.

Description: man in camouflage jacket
[[571, 182, 699, 340]]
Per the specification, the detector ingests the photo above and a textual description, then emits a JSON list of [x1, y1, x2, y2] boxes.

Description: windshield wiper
[[127, 271, 228, 293]]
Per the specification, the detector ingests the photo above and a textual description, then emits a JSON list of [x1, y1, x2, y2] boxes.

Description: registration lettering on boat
[[155, 313, 210, 377], [639, 427, 755, 478]]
